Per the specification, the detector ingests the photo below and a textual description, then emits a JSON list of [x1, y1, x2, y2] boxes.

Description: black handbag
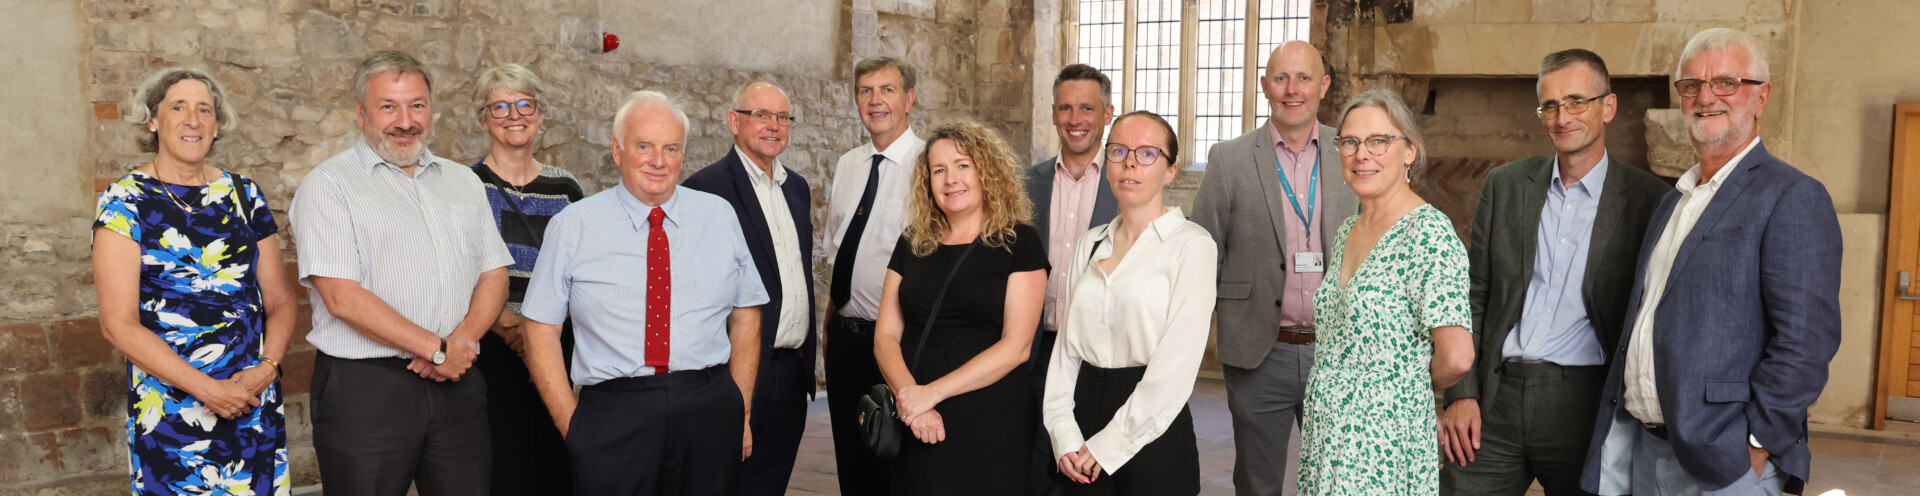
[[858, 241, 977, 459]]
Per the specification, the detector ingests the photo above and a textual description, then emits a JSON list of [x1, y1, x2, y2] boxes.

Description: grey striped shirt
[[290, 139, 514, 359]]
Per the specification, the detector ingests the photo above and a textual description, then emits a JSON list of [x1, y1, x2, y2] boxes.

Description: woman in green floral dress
[[1298, 89, 1476, 496]]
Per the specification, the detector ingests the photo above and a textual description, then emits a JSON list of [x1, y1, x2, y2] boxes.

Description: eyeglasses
[[733, 109, 798, 127], [483, 99, 541, 119], [1105, 143, 1167, 167], [1674, 77, 1765, 97], [1334, 134, 1407, 157], [1536, 93, 1610, 120]]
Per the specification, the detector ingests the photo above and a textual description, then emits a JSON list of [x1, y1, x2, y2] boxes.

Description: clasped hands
[[893, 384, 948, 445], [199, 364, 278, 420], [1058, 446, 1104, 484], [405, 336, 480, 382]]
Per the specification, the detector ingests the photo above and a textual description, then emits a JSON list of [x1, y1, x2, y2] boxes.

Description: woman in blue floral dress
[[92, 68, 297, 496]]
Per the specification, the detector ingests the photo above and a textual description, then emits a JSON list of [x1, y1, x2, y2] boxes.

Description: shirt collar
[[351, 136, 442, 175], [1676, 137, 1761, 194], [1053, 156, 1102, 183], [736, 146, 787, 186], [875, 126, 925, 167], [1550, 151, 1611, 195], [614, 181, 683, 231], [1094, 207, 1189, 244], [1268, 119, 1320, 154]]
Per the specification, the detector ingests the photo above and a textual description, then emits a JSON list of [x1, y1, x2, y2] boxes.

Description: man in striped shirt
[[290, 51, 512, 496]]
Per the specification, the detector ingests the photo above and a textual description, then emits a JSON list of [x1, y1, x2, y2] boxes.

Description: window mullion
[[1121, 0, 1137, 114], [1178, 0, 1198, 166], [1242, 0, 1261, 133]]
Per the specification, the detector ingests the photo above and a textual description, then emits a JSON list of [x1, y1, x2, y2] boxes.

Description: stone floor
[[783, 378, 1920, 496], [318, 379, 1920, 496]]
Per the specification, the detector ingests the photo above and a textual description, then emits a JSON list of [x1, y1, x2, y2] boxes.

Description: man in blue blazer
[[681, 80, 817, 496], [1580, 28, 1842, 496]]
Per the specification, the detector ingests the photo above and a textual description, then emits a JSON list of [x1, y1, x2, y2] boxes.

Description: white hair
[[1677, 28, 1770, 81], [611, 90, 691, 144]]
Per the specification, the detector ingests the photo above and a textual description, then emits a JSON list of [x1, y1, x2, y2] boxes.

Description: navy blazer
[[681, 149, 818, 397], [1580, 142, 1841, 495]]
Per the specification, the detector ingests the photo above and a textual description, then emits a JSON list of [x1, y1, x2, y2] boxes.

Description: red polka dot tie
[[646, 207, 670, 375]]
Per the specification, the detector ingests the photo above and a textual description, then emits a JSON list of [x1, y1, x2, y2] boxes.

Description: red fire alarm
[[603, 33, 620, 53]]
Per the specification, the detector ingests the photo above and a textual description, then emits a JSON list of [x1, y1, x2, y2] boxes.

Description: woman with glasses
[[1296, 89, 1474, 496], [467, 63, 585, 494], [874, 118, 1049, 496], [1041, 111, 1215, 495], [94, 68, 295, 495]]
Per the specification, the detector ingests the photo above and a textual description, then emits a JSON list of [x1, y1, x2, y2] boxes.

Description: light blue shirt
[[521, 184, 769, 385], [1500, 155, 1609, 366]]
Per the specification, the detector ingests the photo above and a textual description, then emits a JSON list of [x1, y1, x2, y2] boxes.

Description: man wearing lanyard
[[1192, 41, 1359, 496]]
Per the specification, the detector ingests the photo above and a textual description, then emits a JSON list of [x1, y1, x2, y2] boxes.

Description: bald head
[[1261, 41, 1331, 135]]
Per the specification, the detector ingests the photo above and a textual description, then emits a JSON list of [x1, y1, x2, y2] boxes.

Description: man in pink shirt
[[1021, 63, 1119, 495], [1192, 41, 1360, 496]]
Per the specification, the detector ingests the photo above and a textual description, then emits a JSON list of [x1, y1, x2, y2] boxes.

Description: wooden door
[[1876, 103, 1920, 429]]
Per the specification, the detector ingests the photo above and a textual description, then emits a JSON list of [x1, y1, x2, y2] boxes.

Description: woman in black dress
[[874, 118, 1049, 495]]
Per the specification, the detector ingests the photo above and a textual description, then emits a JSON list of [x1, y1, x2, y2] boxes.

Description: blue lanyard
[[1275, 149, 1318, 232]]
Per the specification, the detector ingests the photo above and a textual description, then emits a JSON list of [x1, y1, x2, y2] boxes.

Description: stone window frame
[[1073, 0, 1312, 167]]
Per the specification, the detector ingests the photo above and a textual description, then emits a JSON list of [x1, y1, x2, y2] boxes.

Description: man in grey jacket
[[1438, 48, 1672, 496], [1191, 40, 1357, 496], [1023, 63, 1119, 495]]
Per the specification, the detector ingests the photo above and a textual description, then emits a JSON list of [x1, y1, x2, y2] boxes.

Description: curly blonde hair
[[902, 119, 1034, 257]]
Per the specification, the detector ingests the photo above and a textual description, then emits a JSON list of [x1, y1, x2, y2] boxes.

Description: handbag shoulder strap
[[907, 240, 979, 375]]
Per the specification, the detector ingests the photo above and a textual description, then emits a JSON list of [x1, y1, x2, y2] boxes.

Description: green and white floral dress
[[1298, 204, 1471, 496]]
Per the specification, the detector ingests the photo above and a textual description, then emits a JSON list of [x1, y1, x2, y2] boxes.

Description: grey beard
[[373, 131, 433, 167]]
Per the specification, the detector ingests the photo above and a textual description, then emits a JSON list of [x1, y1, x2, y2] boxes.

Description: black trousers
[[1441, 361, 1605, 496], [1065, 364, 1199, 496], [1029, 330, 1066, 496], [567, 365, 744, 496], [738, 347, 810, 496], [311, 353, 492, 496], [476, 324, 572, 495], [824, 313, 889, 496]]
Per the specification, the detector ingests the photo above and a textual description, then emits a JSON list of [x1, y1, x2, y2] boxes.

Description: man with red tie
[[520, 90, 769, 495]]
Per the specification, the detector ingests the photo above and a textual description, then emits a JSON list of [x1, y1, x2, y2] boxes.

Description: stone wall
[[1, 0, 1039, 492]]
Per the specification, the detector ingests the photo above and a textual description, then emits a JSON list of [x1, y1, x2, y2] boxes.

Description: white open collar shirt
[[291, 138, 514, 359], [737, 147, 811, 348], [1042, 207, 1219, 471], [823, 128, 926, 320], [1622, 137, 1762, 425]]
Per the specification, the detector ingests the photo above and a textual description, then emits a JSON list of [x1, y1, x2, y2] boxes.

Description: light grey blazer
[[1191, 123, 1357, 369]]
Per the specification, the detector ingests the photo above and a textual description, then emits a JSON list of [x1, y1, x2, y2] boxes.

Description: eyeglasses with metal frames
[[1673, 77, 1765, 97], [733, 109, 798, 127], [1536, 93, 1611, 120], [1334, 134, 1408, 157]]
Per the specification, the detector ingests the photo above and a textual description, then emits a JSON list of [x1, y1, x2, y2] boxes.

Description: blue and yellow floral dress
[[94, 169, 288, 496]]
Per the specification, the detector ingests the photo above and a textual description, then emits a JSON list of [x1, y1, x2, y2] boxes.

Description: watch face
[[432, 351, 447, 365]]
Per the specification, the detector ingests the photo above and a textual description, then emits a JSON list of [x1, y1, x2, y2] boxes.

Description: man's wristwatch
[[1749, 434, 1764, 449], [431, 337, 448, 365]]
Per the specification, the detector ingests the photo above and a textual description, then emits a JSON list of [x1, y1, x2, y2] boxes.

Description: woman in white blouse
[[1042, 110, 1218, 495]]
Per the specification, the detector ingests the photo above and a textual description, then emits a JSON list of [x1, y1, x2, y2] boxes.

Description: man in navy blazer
[[681, 80, 817, 496], [1580, 28, 1841, 496]]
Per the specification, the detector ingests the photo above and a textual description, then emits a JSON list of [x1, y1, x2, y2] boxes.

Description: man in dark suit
[[1580, 28, 1842, 496], [1191, 41, 1359, 496], [681, 80, 816, 496], [1438, 49, 1672, 496], [1022, 63, 1120, 495]]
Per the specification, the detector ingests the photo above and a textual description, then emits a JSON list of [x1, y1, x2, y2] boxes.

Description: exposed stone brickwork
[[4, 0, 1039, 492]]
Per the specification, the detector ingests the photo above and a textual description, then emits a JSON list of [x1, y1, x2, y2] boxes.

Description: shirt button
[[1545, 308, 1553, 314]]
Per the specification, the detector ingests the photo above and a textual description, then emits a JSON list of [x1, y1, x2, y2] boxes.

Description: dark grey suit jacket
[[1024, 157, 1119, 333], [1444, 155, 1671, 407], [1191, 124, 1357, 369], [1580, 142, 1842, 495], [1024, 157, 1119, 248]]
